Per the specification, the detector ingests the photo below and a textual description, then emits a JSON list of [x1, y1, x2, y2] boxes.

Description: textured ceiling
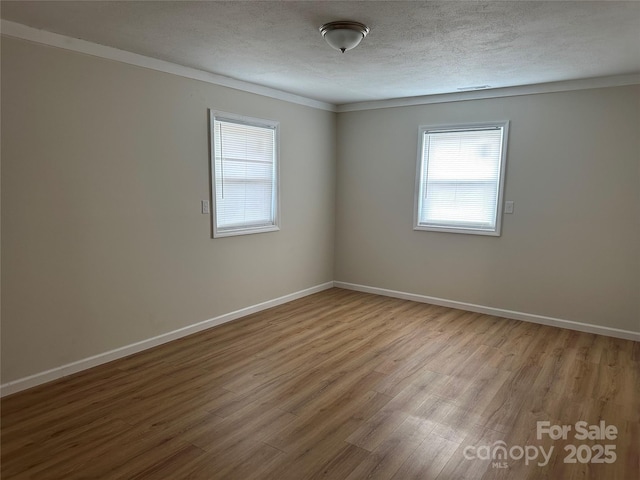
[[2, 1, 639, 105]]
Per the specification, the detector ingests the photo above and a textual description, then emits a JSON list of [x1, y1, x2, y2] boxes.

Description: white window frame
[[414, 121, 509, 236], [209, 110, 280, 238]]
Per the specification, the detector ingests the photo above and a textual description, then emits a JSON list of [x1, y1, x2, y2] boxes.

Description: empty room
[[1, 1, 639, 479]]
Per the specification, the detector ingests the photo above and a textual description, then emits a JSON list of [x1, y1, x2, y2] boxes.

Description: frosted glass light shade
[[320, 21, 370, 53]]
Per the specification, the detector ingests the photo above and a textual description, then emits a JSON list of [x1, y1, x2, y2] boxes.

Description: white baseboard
[[334, 281, 640, 342], [0, 282, 334, 397], [3, 279, 637, 397]]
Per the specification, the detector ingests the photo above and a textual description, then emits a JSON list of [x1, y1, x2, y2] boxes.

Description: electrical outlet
[[201, 200, 210, 214], [504, 201, 514, 214]]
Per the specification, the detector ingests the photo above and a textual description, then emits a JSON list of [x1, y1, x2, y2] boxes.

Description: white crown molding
[[0, 20, 337, 112], [3, 20, 639, 114], [334, 282, 640, 342], [0, 281, 334, 397], [337, 74, 640, 112]]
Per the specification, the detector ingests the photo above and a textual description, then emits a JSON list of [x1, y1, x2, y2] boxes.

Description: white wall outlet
[[201, 200, 210, 214], [504, 201, 514, 214]]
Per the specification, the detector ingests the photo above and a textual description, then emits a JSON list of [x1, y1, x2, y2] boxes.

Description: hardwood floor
[[2, 288, 639, 479]]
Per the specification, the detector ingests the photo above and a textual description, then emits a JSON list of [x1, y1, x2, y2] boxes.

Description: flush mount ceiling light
[[319, 21, 370, 53]]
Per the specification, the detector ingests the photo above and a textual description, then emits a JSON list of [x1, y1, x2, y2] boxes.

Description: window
[[414, 122, 509, 236], [210, 111, 279, 237]]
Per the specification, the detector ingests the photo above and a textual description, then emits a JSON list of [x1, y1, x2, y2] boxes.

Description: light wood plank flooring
[[2, 288, 639, 479]]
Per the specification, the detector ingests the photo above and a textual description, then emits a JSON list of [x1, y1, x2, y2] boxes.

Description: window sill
[[213, 224, 280, 238], [414, 224, 501, 236]]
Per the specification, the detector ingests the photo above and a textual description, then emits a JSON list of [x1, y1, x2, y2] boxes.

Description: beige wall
[[335, 86, 640, 332], [1, 37, 336, 382], [2, 36, 639, 386]]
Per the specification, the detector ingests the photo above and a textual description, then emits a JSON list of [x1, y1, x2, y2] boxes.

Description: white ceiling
[[2, 1, 640, 105]]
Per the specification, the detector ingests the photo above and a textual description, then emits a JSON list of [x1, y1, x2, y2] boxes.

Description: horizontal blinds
[[420, 127, 503, 230], [214, 118, 276, 230]]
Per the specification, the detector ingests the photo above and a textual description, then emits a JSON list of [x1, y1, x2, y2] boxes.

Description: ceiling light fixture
[[319, 21, 370, 53]]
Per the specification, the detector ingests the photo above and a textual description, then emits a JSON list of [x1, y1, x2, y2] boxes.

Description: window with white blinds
[[414, 122, 509, 236], [210, 112, 279, 237]]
